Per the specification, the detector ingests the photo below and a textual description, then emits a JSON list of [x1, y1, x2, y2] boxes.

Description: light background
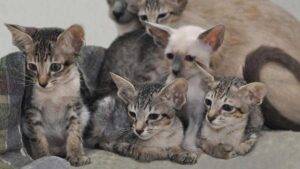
[[0, 0, 299, 58]]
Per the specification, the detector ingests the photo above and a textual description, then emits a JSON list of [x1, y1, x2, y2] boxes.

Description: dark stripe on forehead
[[146, 0, 160, 11], [135, 83, 163, 110], [214, 77, 247, 98], [31, 28, 64, 62]]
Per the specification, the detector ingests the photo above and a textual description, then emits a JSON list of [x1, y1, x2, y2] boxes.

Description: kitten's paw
[[67, 155, 91, 166], [113, 142, 133, 157], [169, 151, 198, 165], [237, 140, 256, 155]]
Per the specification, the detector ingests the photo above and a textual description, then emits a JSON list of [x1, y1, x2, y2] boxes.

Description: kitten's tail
[[243, 46, 300, 130]]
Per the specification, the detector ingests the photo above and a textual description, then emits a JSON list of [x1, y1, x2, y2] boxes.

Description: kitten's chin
[[207, 121, 225, 130], [136, 134, 154, 141]]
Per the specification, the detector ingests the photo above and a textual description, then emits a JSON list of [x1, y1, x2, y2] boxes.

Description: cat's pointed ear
[[166, 0, 188, 13], [145, 22, 173, 47], [198, 24, 225, 52], [126, 0, 141, 13], [194, 62, 217, 89], [5, 24, 36, 52], [110, 72, 137, 104], [56, 24, 85, 55], [238, 82, 267, 105], [157, 78, 188, 109]]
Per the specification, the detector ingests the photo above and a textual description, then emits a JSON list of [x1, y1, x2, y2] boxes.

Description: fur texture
[[6, 24, 91, 166]]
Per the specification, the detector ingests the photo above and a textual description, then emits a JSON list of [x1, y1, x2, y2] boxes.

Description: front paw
[[67, 155, 91, 166], [113, 142, 133, 157], [213, 144, 237, 159], [169, 151, 198, 165]]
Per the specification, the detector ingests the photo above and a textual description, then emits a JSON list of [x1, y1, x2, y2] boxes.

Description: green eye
[[50, 63, 63, 72], [205, 99, 212, 106], [148, 113, 160, 120], [139, 15, 148, 21], [28, 63, 37, 71], [222, 104, 235, 112], [128, 111, 136, 118]]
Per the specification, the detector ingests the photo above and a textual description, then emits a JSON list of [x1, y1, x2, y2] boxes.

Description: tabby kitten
[[106, 0, 142, 35], [146, 22, 225, 152], [6, 24, 91, 166], [194, 64, 266, 159], [87, 73, 198, 164]]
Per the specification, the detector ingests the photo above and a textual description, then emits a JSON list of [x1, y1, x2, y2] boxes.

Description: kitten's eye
[[222, 104, 235, 112], [27, 63, 37, 71], [158, 13, 168, 19], [148, 113, 160, 120], [205, 99, 212, 106], [50, 63, 63, 72], [128, 111, 136, 118], [139, 15, 148, 21], [185, 55, 195, 62], [166, 53, 174, 60]]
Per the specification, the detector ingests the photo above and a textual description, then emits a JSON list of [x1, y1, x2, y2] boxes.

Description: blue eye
[[158, 13, 168, 19]]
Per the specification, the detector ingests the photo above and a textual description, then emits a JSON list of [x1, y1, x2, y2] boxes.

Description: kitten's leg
[[168, 146, 198, 165], [23, 108, 49, 159], [66, 108, 91, 166], [113, 142, 169, 162], [183, 107, 204, 152]]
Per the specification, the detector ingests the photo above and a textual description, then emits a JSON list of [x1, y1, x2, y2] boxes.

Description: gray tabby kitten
[[106, 0, 142, 35], [6, 24, 91, 166], [92, 29, 167, 100], [86, 73, 198, 164], [194, 64, 266, 159]]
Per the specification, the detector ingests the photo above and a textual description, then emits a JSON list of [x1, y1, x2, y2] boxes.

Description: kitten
[[145, 22, 225, 152], [106, 0, 142, 35], [124, 0, 300, 130], [86, 73, 198, 164], [93, 29, 167, 100], [5, 24, 91, 166], [194, 64, 266, 159]]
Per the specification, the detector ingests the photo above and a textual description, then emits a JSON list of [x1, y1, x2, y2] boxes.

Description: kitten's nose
[[113, 10, 124, 20], [39, 82, 48, 88], [207, 115, 216, 122], [172, 69, 180, 76], [135, 129, 144, 135]]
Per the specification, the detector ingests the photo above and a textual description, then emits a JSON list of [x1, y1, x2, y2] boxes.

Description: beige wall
[[0, 0, 299, 58]]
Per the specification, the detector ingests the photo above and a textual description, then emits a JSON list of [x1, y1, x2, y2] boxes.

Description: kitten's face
[[6, 24, 85, 90], [111, 73, 187, 140], [127, 95, 175, 140], [204, 77, 267, 130], [147, 23, 225, 79], [127, 0, 187, 26], [107, 0, 137, 24]]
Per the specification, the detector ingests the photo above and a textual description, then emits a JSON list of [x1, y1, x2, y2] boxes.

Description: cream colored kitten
[[146, 22, 225, 152]]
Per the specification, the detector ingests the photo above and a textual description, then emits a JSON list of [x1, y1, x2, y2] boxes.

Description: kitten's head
[[147, 22, 225, 79], [6, 24, 85, 89], [111, 73, 188, 140], [107, 0, 138, 24], [195, 65, 267, 130], [127, 0, 187, 26]]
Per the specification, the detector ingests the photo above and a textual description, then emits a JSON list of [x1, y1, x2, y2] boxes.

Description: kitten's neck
[[115, 20, 142, 36]]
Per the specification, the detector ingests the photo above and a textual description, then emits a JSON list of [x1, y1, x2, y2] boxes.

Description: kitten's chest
[[186, 77, 206, 111], [201, 122, 245, 147], [32, 77, 80, 123]]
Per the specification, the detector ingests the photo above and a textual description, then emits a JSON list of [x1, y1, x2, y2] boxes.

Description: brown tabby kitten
[[87, 73, 198, 164], [6, 24, 91, 166], [194, 64, 266, 159]]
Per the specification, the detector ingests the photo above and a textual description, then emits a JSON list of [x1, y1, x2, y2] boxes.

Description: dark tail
[[243, 46, 300, 130]]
